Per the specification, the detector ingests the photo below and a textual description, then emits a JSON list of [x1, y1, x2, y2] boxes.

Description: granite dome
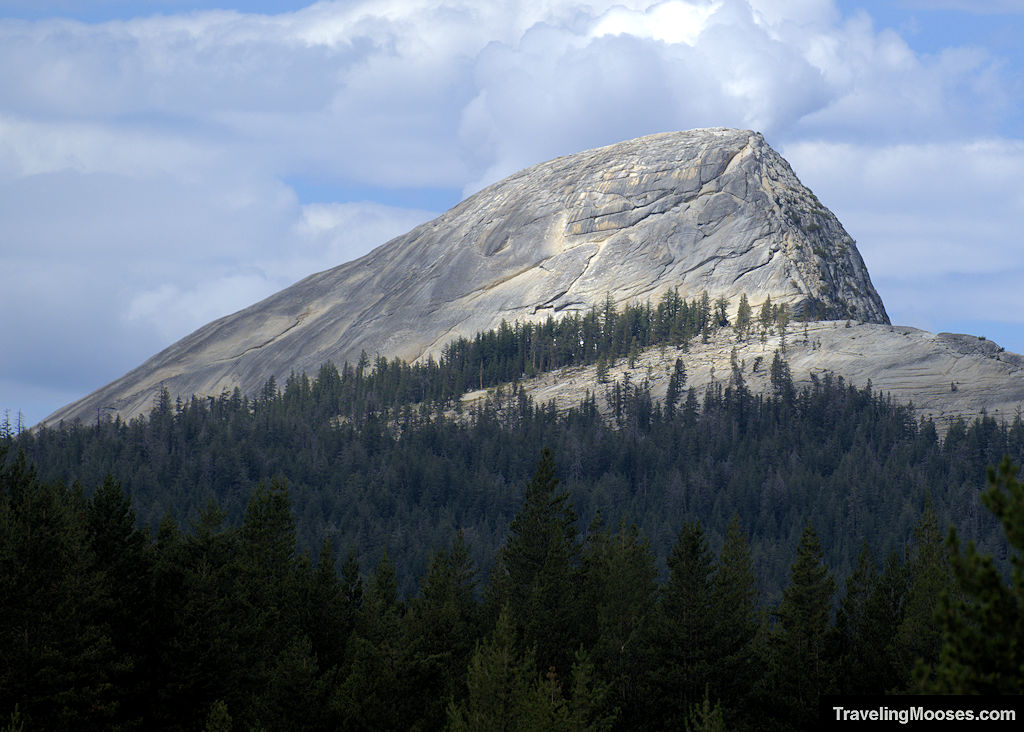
[[48, 128, 892, 425]]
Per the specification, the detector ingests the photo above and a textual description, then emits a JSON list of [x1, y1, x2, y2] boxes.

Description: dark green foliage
[[775, 302, 790, 341], [713, 296, 729, 329], [434, 292, 716, 401], [641, 521, 716, 728], [735, 293, 752, 342], [763, 523, 836, 731], [835, 543, 887, 694], [708, 516, 761, 726], [566, 646, 617, 732], [0, 449, 120, 730], [299, 538, 351, 675], [759, 295, 773, 341], [153, 504, 249, 729], [578, 516, 657, 726], [686, 687, 727, 732], [446, 605, 536, 731], [489, 448, 582, 676], [84, 474, 153, 727], [13, 343, 1019, 604], [7, 302, 1024, 727], [447, 607, 617, 732], [833, 505, 961, 698], [769, 349, 793, 401], [926, 457, 1024, 693], [664, 357, 686, 419], [204, 699, 232, 732], [3, 434, 1024, 728], [891, 501, 956, 688], [403, 533, 480, 730], [641, 517, 763, 730], [333, 553, 408, 729]]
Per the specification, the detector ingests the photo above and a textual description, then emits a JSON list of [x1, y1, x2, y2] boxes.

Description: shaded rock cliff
[[48, 128, 891, 425]]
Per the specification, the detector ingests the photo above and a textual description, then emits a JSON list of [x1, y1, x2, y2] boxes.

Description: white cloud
[[291, 201, 437, 268], [591, 0, 721, 45], [0, 114, 216, 181], [1, 0, 1022, 423], [1, 0, 1013, 190], [459, 0, 838, 192], [124, 274, 279, 343], [782, 138, 1024, 329], [119, 199, 437, 344]]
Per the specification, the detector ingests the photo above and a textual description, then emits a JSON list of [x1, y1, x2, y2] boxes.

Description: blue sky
[[1, 0, 1022, 427]]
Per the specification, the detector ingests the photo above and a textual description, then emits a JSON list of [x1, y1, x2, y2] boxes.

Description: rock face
[[473, 323, 1024, 431], [48, 128, 893, 425]]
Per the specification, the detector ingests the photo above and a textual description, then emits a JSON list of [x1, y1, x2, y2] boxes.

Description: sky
[[1, 0, 1022, 428]]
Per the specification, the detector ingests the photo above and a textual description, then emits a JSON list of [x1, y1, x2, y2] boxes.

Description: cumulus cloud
[[120, 199, 438, 344], [1, 0, 1021, 424], [782, 138, 1024, 327], [1, 1, 1012, 190], [458, 1, 829, 190]]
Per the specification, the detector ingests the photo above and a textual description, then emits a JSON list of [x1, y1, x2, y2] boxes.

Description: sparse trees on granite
[[759, 295, 773, 343], [735, 293, 752, 342], [665, 357, 687, 420]]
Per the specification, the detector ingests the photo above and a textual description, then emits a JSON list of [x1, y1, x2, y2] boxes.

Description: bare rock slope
[[469, 323, 1024, 431], [48, 127, 989, 427]]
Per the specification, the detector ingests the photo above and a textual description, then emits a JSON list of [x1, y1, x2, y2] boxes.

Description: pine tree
[[735, 293, 752, 342], [333, 554, 407, 728], [665, 358, 687, 420], [642, 521, 715, 728], [403, 533, 480, 729], [237, 478, 301, 692], [835, 542, 883, 694], [446, 606, 536, 732], [775, 302, 790, 335], [713, 296, 730, 329], [686, 687, 727, 732], [698, 292, 712, 342], [204, 699, 232, 732], [299, 537, 350, 676], [765, 523, 836, 730], [579, 516, 656, 726], [341, 546, 364, 626], [0, 451, 119, 729], [775, 303, 790, 352], [85, 474, 153, 727], [708, 516, 760, 723], [149, 502, 244, 729], [263, 635, 321, 731], [494, 448, 581, 675], [759, 295, 773, 342], [926, 458, 1024, 693], [770, 350, 794, 403], [567, 646, 617, 732], [893, 501, 955, 689]]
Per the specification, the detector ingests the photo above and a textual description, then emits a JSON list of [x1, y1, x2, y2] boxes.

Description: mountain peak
[[46, 128, 888, 425]]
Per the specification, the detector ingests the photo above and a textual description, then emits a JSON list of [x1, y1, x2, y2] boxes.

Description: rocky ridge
[[461, 322, 1024, 431], [47, 127, 1011, 428]]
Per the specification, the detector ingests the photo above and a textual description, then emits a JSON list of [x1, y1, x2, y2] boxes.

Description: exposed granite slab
[[45, 129, 894, 425], [477, 322, 1024, 431]]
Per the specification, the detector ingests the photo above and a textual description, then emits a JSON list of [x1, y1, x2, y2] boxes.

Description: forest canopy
[[3, 292, 1024, 729]]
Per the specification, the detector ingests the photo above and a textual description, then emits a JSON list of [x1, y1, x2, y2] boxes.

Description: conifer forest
[[3, 293, 1024, 729]]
